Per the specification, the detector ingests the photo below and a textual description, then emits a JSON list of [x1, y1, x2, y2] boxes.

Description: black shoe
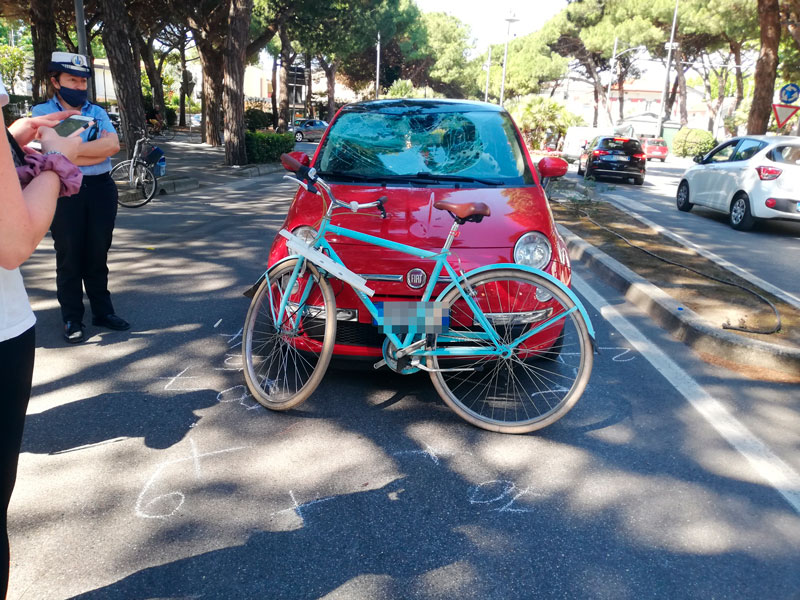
[[64, 321, 85, 344], [92, 314, 130, 331]]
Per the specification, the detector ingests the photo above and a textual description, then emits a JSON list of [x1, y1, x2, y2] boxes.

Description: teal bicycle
[[242, 154, 595, 433]]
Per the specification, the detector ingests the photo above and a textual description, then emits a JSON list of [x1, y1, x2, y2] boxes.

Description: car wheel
[[634, 176, 644, 186], [577, 160, 584, 175], [660, 158, 666, 162], [647, 157, 651, 162], [295, 132, 303, 142], [583, 165, 593, 181], [676, 180, 693, 212], [729, 193, 755, 231]]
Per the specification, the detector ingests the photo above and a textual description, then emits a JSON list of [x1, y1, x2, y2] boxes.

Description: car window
[[767, 145, 800, 164], [648, 140, 666, 147], [730, 139, 767, 162], [706, 141, 738, 163], [317, 108, 534, 184], [598, 138, 642, 153]]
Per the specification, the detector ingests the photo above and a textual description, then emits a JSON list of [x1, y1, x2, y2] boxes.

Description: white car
[[676, 135, 800, 230]]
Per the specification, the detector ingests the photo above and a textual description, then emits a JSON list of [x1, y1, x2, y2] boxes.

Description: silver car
[[289, 118, 328, 142]]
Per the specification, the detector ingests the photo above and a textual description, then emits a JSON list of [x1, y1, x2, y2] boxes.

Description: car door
[[691, 140, 739, 207], [713, 138, 768, 212]]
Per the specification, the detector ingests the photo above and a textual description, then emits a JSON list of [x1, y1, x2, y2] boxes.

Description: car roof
[[732, 135, 800, 144], [341, 98, 506, 115]]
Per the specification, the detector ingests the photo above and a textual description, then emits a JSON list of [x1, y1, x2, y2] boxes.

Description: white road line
[[573, 273, 800, 514]]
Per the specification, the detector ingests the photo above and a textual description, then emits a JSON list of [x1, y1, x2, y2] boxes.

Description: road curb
[[116, 175, 199, 204], [229, 163, 284, 178], [559, 224, 800, 382]]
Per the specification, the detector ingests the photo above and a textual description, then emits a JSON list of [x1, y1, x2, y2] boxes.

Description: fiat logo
[[406, 268, 427, 289]]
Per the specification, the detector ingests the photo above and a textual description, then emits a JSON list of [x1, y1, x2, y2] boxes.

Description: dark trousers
[[1, 326, 35, 598], [50, 173, 118, 323]]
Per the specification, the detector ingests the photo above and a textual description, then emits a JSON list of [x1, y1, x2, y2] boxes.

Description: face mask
[[58, 85, 88, 107]]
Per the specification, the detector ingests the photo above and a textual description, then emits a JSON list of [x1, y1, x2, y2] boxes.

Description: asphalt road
[[565, 157, 800, 307], [9, 171, 800, 599]]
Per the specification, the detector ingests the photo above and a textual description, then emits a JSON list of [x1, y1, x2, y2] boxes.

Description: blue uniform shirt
[[32, 96, 117, 176]]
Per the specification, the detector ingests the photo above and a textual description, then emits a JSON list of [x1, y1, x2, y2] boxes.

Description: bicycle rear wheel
[[429, 268, 593, 434], [242, 258, 337, 410], [158, 126, 176, 141], [112, 160, 157, 207]]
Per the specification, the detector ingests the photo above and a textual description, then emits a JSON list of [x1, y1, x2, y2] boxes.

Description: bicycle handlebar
[[280, 153, 387, 218]]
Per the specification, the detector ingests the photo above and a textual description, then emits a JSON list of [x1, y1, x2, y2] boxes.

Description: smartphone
[[0, 80, 8, 108], [54, 115, 95, 137]]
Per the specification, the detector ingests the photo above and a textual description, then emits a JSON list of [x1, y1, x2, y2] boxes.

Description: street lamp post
[[606, 39, 645, 126], [499, 14, 518, 106], [656, 0, 679, 138], [484, 46, 492, 103]]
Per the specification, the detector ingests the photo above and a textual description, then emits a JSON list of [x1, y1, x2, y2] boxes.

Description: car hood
[[285, 184, 557, 249]]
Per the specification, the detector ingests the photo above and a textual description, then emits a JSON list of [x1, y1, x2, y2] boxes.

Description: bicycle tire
[[111, 160, 158, 208], [242, 258, 337, 410], [429, 268, 593, 434], [159, 126, 176, 141]]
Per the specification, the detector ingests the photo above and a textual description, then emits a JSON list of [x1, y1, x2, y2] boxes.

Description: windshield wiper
[[411, 172, 503, 186]]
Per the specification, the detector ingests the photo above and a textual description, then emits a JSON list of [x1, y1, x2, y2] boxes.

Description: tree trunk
[[304, 54, 313, 118], [747, 0, 780, 134], [99, 0, 146, 157], [223, 0, 252, 166], [674, 44, 689, 127], [194, 35, 224, 146], [29, 0, 57, 102], [730, 42, 744, 110], [277, 27, 291, 132], [179, 39, 188, 126], [140, 35, 166, 115], [319, 57, 340, 122], [617, 70, 625, 122], [271, 57, 278, 128], [665, 75, 680, 122], [592, 86, 599, 127]]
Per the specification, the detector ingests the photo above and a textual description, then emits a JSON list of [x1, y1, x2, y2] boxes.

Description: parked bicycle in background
[[110, 128, 164, 208]]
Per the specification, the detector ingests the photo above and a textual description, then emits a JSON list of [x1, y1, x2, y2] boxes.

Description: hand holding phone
[[53, 115, 95, 137]]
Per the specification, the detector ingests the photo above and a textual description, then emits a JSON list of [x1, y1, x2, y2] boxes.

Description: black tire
[[676, 180, 693, 212], [295, 131, 304, 142], [634, 176, 644, 186], [112, 160, 157, 208], [158, 126, 176, 141], [429, 268, 593, 434], [660, 158, 666, 162], [583, 165, 593, 181], [729, 193, 755, 231], [576, 159, 584, 176], [242, 258, 336, 410]]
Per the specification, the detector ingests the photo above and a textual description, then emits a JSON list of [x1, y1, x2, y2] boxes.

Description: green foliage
[[245, 107, 272, 131], [0, 45, 27, 94], [672, 127, 716, 157], [510, 96, 585, 150], [386, 79, 414, 97], [244, 131, 295, 163]]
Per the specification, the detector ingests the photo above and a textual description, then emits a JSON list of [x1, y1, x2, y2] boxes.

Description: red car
[[642, 137, 669, 162], [267, 99, 571, 359]]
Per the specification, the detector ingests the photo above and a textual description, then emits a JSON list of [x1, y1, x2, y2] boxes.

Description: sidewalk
[[111, 136, 800, 381], [112, 132, 285, 202]]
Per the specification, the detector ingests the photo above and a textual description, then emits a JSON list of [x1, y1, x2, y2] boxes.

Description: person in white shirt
[[0, 79, 82, 599]]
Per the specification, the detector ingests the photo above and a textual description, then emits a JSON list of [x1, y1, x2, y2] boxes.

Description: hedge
[[245, 108, 272, 131], [672, 127, 717, 158], [245, 131, 295, 163]]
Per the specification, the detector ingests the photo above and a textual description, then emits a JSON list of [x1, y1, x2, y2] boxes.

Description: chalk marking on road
[[135, 441, 247, 519], [467, 480, 542, 513], [217, 385, 260, 410], [213, 318, 223, 328], [160, 367, 205, 391], [270, 490, 336, 524], [393, 444, 440, 465], [49, 437, 127, 455], [605, 193, 658, 213], [573, 272, 800, 514], [221, 327, 243, 349]]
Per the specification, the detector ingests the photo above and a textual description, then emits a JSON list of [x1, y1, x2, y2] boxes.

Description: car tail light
[[593, 149, 609, 156], [613, 138, 628, 142], [633, 153, 645, 159], [765, 198, 777, 208], [756, 166, 782, 180]]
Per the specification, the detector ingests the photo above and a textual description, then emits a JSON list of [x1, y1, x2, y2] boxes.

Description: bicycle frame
[[272, 187, 593, 365]]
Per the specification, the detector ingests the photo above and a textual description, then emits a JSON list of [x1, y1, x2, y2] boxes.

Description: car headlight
[[291, 226, 318, 245], [514, 232, 552, 270]]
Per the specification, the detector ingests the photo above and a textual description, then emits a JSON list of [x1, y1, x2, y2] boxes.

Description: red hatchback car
[[267, 99, 572, 359], [642, 138, 669, 162]]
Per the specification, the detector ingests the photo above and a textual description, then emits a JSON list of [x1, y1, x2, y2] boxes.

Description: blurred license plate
[[609, 155, 629, 161]]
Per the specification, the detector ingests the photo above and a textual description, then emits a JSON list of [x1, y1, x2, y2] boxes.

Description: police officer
[[32, 52, 129, 343]]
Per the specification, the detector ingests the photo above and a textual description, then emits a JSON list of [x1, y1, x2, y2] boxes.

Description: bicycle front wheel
[[112, 160, 157, 207], [242, 258, 337, 410], [429, 268, 593, 434], [159, 126, 176, 141]]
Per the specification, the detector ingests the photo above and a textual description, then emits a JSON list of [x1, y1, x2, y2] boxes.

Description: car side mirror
[[281, 151, 311, 171], [693, 154, 704, 164], [538, 156, 569, 179]]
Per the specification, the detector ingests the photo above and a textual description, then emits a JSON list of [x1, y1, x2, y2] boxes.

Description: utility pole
[[375, 31, 381, 99], [74, 0, 95, 101], [656, 0, 679, 138], [499, 14, 518, 106], [484, 46, 492, 103]]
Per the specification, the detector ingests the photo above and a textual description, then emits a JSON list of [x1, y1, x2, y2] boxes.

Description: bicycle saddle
[[434, 200, 491, 222]]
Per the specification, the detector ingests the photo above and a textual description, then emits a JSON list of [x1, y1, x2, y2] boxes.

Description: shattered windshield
[[316, 108, 534, 185]]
